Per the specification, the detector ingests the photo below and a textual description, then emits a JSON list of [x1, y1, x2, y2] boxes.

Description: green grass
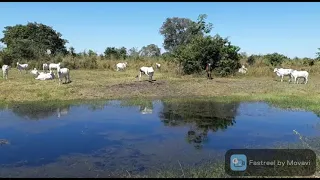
[[1, 68, 320, 101], [1, 66, 320, 115]]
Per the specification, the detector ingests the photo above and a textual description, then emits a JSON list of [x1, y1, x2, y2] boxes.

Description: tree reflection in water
[[8, 103, 71, 120], [159, 100, 239, 149]]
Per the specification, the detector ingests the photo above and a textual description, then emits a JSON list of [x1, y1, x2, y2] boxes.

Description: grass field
[[1, 67, 320, 111]]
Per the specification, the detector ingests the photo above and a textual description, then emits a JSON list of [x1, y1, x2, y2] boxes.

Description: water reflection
[[139, 106, 153, 114], [9, 103, 71, 120], [57, 107, 69, 118], [0, 99, 319, 178], [159, 101, 239, 149]]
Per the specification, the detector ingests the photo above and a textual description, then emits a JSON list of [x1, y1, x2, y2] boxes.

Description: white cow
[[2, 65, 10, 80], [57, 67, 71, 85], [16, 62, 29, 74], [116, 62, 128, 71], [238, 65, 248, 74], [136, 66, 154, 81], [30, 68, 40, 76], [43, 63, 49, 73], [35, 70, 55, 81], [156, 63, 161, 69], [49, 63, 61, 71], [274, 68, 294, 82], [290, 70, 309, 84]]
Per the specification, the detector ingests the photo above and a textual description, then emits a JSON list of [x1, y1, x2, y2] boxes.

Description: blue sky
[[0, 2, 319, 58]]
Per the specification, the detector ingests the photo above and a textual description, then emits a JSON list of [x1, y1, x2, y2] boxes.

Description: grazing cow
[[49, 63, 61, 71], [205, 62, 213, 79], [2, 65, 10, 80], [30, 68, 40, 76], [116, 62, 128, 71], [136, 66, 154, 81], [16, 62, 29, 74], [274, 68, 294, 82], [57, 67, 71, 85], [35, 70, 55, 81], [238, 65, 248, 74], [290, 70, 309, 84], [156, 63, 161, 70], [43, 63, 49, 73]]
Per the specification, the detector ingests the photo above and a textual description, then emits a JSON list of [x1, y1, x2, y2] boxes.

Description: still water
[[0, 100, 319, 177]]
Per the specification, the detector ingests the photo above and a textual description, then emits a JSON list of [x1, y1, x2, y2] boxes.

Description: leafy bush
[[265, 53, 288, 66], [174, 35, 241, 76]]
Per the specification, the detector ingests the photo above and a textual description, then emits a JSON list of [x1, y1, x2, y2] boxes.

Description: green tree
[[165, 14, 241, 76], [104, 47, 119, 59], [68, 46, 76, 58], [175, 35, 241, 76], [159, 14, 213, 53], [0, 22, 68, 60], [265, 53, 287, 66], [161, 52, 173, 61], [88, 49, 97, 57], [118, 46, 127, 59], [104, 47, 127, 60], [128, 47, 140, 60], [139, 44, 161, 57], [0, 48, 14, 65]]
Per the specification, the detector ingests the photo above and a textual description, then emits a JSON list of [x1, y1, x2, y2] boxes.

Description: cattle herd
[[273, 68, 309, 84], [1, 61, 309, 84], [1, 61, 162, 84], [236, 64, 309, 84], [2, 62, 71, 85]]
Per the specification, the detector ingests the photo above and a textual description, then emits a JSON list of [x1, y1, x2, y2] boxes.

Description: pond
[[0, 99, 319, 177]]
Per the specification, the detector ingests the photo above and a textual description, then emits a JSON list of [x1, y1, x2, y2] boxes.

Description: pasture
[[0, 59, 319, 107]]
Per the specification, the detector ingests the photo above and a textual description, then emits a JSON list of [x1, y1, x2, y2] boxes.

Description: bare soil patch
[[105, 80, 171, 97], [107, 80, 167, 90]]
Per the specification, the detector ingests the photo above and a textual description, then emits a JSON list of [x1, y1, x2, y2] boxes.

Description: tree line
[[0, 15, 319, 76]]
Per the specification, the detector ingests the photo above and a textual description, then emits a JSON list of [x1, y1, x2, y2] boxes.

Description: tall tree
[[159, 14, 213, 53], [0, 22, 68, 60], [139, 44, 161, 57], [159, 17, 193, 52]]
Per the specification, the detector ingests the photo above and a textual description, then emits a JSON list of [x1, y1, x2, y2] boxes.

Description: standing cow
[[206, 62, 213, 79]]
